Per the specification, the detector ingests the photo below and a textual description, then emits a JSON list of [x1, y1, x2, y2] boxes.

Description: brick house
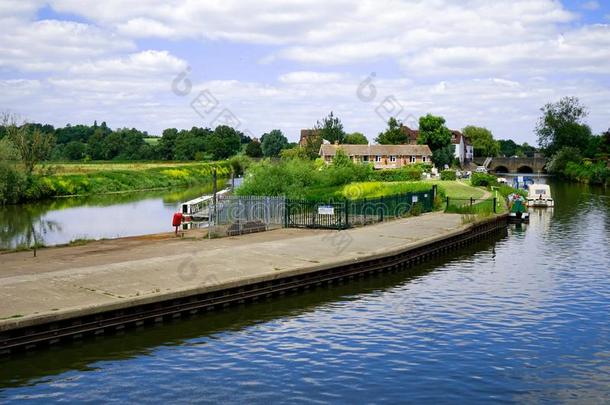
[[401, 125, 473, 165], [319, 144, 432, 169], [299, 129, 320, 147]]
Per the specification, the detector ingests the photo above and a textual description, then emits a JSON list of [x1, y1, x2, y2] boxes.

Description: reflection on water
[[0, 182, 221, 249], [0, 181, 608, 403]]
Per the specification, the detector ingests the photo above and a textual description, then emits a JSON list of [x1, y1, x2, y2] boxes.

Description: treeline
[[0, 121, 253, 162], [537, 97, 609, 185]]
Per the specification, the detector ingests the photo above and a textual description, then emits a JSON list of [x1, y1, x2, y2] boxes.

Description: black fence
[[285, 189, 435, 230]]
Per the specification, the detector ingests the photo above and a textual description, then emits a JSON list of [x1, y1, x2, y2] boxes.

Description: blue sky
[[2, 0, 610, 144]]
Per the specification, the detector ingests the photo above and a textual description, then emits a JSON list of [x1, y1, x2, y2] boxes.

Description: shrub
[[410, 202, 423, 216], [371, 166, 423, 182], [0, 163, 27, 204], [440, 170, 456, 181], [471, 172, 498, 187]]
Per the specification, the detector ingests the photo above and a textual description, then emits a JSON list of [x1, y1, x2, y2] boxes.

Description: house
[[319, 144, 432, 169], [450, 130, 474, 164], [299, 129, 320, 147], [401, 125, 473, 165]]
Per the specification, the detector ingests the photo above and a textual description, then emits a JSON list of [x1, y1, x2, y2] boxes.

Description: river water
[[0, 183, 222, 250], [0, 181, 609, 403]]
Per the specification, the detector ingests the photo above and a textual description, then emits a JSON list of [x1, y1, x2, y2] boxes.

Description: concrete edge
[[0, 215, 506, 333]]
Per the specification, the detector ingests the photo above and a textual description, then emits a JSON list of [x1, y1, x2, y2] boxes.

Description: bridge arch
[[516, 165, 534, 174], [492, 165, 509, 173]]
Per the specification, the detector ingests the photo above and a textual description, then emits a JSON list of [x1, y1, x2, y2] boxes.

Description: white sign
[[318, 205, 334, 215], [412, 196, 418, 203]]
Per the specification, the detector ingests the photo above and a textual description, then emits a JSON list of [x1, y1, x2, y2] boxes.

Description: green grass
[[300, 180, 484, 203], [24, 161, 231, 201]]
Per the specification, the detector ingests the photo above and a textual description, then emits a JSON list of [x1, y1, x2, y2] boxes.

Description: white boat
[[527, 184, 554, 207]]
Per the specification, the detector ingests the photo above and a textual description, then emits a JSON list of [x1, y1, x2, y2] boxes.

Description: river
[[0, 180, 609, 403], [0, 182, 225, 250]]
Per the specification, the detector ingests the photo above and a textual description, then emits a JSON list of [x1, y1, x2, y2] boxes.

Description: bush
[[410, 202, 423, 216], [371, 166, 423, 182], [440, 170, 456, 181], [0, 163, 27, 204], [471, 172, 498, 187]]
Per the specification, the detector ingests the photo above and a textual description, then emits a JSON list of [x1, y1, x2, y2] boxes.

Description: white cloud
[[0, 19, 134, 71], [278, 71, 344, 84]]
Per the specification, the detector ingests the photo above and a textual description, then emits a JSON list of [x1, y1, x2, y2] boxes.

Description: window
[[375, 155, 382, 162], [363, 155, 369, 162], [389, 155, 396, 162], [422, 156, 426, 162], [409, 156, 416, 163]]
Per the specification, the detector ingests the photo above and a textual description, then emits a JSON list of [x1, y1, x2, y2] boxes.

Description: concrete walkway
[[0, 213, 464, 332]]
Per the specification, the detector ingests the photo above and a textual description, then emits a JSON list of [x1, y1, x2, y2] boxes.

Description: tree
[[157, 128, 178, 160], [546, 146, 582, 175], [431, 144, 455, 168], [245, 140, 263, 157], [418, 114, 452, 151], [261, 129, 289, 157], [344, 132, 368, 145], [462, 126, 499, 157], [206, 125, 242, 160], [498, 139, 519, 157], [87, 128, 108, 160], [64, 141, 87, 160], [536, 96, 591, 156], [376, 117, 409, 144], [315, 111, 345, 144], [3, 114, 55, 174]]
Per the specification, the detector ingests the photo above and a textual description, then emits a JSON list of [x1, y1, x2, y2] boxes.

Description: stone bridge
[[488, 157, 546, 174]]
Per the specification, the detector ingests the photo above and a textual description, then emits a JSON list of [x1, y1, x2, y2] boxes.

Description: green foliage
[[7, 124, 55, 174], [0, 162, 27, 204], [546, 147, 582, 175], [470, 172, 498, 187], [410, 202, 423, 216], [563, 160, 609, 185], [431, 144, 454, 168], [245, 140, 263, 157], [20, 162, 231, 201], [64, 141, 87, 160], [497, 139, 536, 158], [418, 114, 452, 151], [371, 167, 423, 182], [440, 170, 457, 180], [261, 129, 289, 157], [462, 126, 499, 157], [445, 198, 495, 215], [315, 111, 345, 144], [228, 155, 251, 176], [280, 146, 310, 160], [536, 96, 591, 156], [497, 184, 527, 199], [375, 117, 408, 144], [344, 132, 368, 144]]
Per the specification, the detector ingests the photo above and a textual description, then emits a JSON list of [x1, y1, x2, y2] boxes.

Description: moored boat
[[527, 184, 554, 207], [507, 193, 529, 223]]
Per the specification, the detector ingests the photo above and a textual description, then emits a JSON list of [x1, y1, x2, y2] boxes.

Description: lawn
[[301, 180, 485, 201]]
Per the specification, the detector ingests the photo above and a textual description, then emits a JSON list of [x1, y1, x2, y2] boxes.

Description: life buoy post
[[172, 212, 183, 235]]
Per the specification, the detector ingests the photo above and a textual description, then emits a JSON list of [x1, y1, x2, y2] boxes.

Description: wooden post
[[493, 197, 497, 213]]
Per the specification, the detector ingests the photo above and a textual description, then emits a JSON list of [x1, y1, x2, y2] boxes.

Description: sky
[[1, 0, 609, 144]]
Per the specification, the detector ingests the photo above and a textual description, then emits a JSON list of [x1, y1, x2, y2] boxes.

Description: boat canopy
[[528, 184, 551, 198]]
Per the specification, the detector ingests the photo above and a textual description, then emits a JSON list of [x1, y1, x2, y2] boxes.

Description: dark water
[[0, 183, 221, 249], [0, 181, 609, 403]]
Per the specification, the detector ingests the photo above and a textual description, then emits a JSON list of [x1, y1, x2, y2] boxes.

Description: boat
[[507, 193, 529, 223], [527, 184, 554, 207]]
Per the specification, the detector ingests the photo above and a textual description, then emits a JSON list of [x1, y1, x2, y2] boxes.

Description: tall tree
[[418, 114, 452, 151], [462, 126, 499, 157], [315, 111, 345, 144], [376, 117, 409, 144], [536, 96, 591, 157], [261, 129, 289, 157], [2, 115, 55, 174], [245, 139, 263, 158], [344, 132, 368, 144]]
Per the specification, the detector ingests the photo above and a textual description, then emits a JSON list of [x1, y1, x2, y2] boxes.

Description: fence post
[[380, 196, 385, 222], [344, 198, 349, 229], [446, 196, 450, 210], [493, 197, 497, 213], [284, 199, 288, 228], [470, 197, 473, 207]]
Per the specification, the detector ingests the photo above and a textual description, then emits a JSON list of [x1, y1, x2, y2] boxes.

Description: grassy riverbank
[[16, 161, 231, 202]]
